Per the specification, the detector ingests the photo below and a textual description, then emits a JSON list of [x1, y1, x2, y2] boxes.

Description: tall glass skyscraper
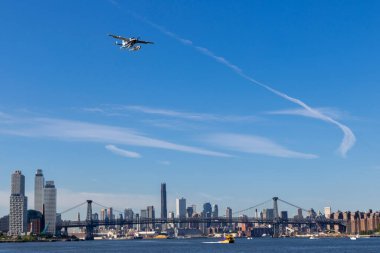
[[161, 183, 167, 219], [212, 204, 219, 218], [176, 198, 186, 218], [9, 170, 27, 236], [34, 169, 44, 213], [44, 181, 57, 235], [203, 202, 212, 216], [226, 207, 232, 226]]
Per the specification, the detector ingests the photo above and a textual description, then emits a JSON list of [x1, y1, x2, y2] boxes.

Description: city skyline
[[1, 170, 376, 223], [1, 0, 380, 217], [1, 168, 379, 240]]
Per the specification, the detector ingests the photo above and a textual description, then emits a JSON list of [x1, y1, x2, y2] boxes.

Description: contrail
[[125, 11, 356, 157]]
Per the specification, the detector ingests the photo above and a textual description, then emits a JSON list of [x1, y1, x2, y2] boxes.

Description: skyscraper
[[100, 208, 107, 221], [226, 207, 232, 226], [203, 202, 212, 216], [212, 204, 219, 218], [324, 207, 332, 219], [161, 183, 167, 219], [263, 208, 274, 220], [43, 181, 57, 235], [140, 209, 147, 231], [124, 208, 134, 220], [297, 208, 303, 219], [147, 206, 155, 230], [107, 208, 113, 221], [34, 169, 44, 213], [281, 211, 288, 220], [186, 206, 194, 218], [11, 170, 25, 195], [176, 198, 186, 218], [9, 170, 28, 236]]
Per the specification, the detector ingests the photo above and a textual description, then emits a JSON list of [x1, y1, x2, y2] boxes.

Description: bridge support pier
[[85, 200, 94, 240], [272, 197, 280, 238]]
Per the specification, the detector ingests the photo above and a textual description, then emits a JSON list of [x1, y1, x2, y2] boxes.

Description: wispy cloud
[[205, 133, 318, 159], [83, 105, 258, 123], [105, 144, 141, 158], [268, 107, 352, 121], [0, 114, 231, 157], [0, 111, 15, 124], [130, 15, 356, 157], [82, 107, 105, 113], [126, 105, 259, 122]]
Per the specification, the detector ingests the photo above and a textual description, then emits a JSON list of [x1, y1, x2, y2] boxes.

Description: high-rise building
[[226, 207, 232, 218], [124, 208, 134, 220], [107, 208, 113, 221], [34, 169, 44, 213], [308, 208, 317, 218], [281, 211, 288, 220], [147, 206, 155, 219], [203, 203, 212, 228], [27, 210, 43, 235], [168, 211, 175, 228], [147, 206, 155, 230], [92, 213, 99, 221], [226, 207, 232, 226], [176, 198, 186, 218], [134, 213, 140, 231], [203, 202, 212, 216], [100, 208, 107, 221], [324, 207, 332, 219], [0, 215, 9, 233], [186, 206, 194, 218], [212, 204, 219, 218], [11, 170, 25, 195], [43, 181, 57, 235], [263, 208, 274, 220], [140, 209, 147, 231], [140, 209, 147, 219], [161, 183, 167, 219], [9, 170, 28, 236], [297, 208, 303, 219]]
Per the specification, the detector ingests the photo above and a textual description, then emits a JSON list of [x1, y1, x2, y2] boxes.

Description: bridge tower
[[272, 197, 280, 238], [272, 197, 279, 219], [85, 200, 94, 240]]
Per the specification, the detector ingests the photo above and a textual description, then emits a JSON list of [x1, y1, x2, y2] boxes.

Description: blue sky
[[1, 0, 380, 218]]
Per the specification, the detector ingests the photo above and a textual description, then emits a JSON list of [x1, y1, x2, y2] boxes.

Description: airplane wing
[[108, 34, 131, 42], [136, 39, 154, 44]]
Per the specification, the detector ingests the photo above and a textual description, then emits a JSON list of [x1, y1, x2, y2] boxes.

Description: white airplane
[[108, 34, 154, 51]]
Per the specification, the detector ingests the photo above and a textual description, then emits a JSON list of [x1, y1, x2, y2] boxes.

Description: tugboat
[[219, 234, 235, 244]]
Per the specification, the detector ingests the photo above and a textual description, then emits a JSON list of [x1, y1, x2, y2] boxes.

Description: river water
[[1, 237, 379, 253]]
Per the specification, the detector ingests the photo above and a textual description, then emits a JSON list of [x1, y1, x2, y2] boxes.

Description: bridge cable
[[92, 201, 124, 214], [58, 201, 87, 215], [278, 198, 309, 212], [232, 199, 272, 215]]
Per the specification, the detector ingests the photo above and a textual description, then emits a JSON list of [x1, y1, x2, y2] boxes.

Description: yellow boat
[[219, 234, 235, 243], [154, 234, 168, 239]]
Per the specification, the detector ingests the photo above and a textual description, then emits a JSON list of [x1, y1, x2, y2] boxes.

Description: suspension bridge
[[56, 197, 346, 240]]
